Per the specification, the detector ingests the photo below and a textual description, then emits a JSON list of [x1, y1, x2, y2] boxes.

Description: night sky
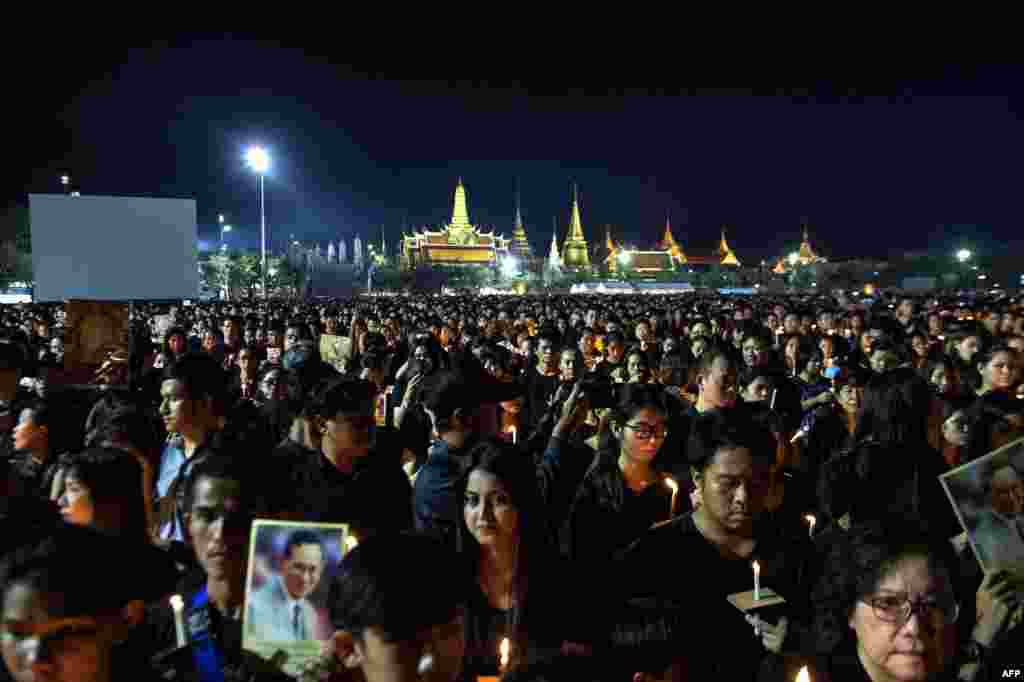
[[6, 43, 1024, 262]]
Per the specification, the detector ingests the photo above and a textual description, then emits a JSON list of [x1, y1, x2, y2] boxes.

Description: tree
[[0, 206, 33, 291], [205, 252, 244, 300], [267, 256, 305, 299]]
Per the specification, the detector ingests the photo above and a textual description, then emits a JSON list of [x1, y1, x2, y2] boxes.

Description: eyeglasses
[[862, 594, 959, 625], [622, 423, 669, 440]]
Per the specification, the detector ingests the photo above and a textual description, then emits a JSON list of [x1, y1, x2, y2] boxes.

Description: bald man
[[971, 464, 1024, 572]]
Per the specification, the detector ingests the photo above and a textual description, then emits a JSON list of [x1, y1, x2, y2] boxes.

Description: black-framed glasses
[[622, 423, 669, 440], [862, 594, 959, 625]]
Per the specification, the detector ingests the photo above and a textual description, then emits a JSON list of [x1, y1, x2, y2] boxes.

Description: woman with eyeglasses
[[563, 384, 675, 564], [794, 518, 1021, 682]]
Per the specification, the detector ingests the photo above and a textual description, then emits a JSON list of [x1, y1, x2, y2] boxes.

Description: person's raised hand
[[973, 570, 1022, 648]]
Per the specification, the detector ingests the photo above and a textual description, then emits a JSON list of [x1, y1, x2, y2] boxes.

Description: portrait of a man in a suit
[[247, 529, 327, 641], [971, 464, 1024, 572]]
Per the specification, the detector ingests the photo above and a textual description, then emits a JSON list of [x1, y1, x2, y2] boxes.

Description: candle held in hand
[[752, 560, 761, 602], [169, 594, 188, 648], [499, 637, 511, 670], [664, 477, 679, 517], [805, 514, 816, 537], [508, 425, 517, 445]]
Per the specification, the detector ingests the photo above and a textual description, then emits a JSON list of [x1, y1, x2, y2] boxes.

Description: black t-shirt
[[611, 513, 814, 680]]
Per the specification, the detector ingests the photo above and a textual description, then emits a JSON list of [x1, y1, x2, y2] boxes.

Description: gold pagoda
[[510, 203, 532, 259], [718, 226, 741, 266], [604, 222, 677, 274], [401, 179, 511, 270], [660, 215, 687, 264], [772, 224, 826, 273], [560, 186, 590, 269]]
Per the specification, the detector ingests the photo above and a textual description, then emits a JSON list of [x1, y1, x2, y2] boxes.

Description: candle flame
[[805, 514, 816, 526], [795, 665, 811, 682], [664, 477, 678, 493], [344, 535, 358, 552], [507, 425, 516, 434], [169, 594, 184, 610], [752, 560, 760, 575], [499, 638, 510, 667]]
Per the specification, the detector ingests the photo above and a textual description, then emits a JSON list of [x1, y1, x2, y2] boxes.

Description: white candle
[[752, 561, 761, 602], [795, 665, 811, 682], [664, 477, 679, 517], [769, 389, 777, 411], [509, 425, 517, 445], [499, 637, 511, 671], [169, 594, 188, 648], [805, 514, 817, 537]]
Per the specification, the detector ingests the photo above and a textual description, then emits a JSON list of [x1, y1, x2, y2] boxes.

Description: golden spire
[[605, 225, 615, 253], [562, 184, 590, 268], [451, 178, 471, 230], [661, 214, 686, 264], [547, 219, 562, 268], [510, 189, 531, 258], [798, 222, 819, 263], [719, 225, 740, 266]]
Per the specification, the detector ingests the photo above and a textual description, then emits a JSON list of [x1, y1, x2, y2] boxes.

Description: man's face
[[348, 610, 466, 682], [741, 338, 767, 368], [1, 583, 117, 682], [606, 341, 625, 365], [559, 351, 579, 382], [222, 320, 241, 347], [627, 353, 649, 383], [696, 447, 770, 538], [579, 333, 595, 355], [536, 340, 557, 370], [699, 357, 738, 410], [636, 323, 652, 344], [284, 328, 302, 352], [159, 379, 204, 436], [992, 471, 1024, 516], [325, 408, 376, 453], [283, 544, 325, 601], [783, 314, 800, 334], [870, 350, 901, 374], [187, 476, 250, 583]]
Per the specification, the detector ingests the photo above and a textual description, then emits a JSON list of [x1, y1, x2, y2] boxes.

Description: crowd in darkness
[[1, 290, 1023, 682]]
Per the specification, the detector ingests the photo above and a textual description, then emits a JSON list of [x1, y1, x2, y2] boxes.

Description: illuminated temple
[[560, 187, 590, 270], [773, 224, 825, 273], [401, 179, 511, 270], [604, 218, 742, 273]]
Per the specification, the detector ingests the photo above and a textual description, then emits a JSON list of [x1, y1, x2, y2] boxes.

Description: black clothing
[[612, 513, 815, 681]]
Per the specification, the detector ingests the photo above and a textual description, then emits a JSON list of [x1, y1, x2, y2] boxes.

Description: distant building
[[510, 202, 532, 259], [560, 186, 590, 270], [773, 224, 825, 273], [400, 179, 511, 270]]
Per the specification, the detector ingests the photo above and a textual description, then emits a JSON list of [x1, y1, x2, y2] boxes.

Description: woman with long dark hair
[[457, 438, 591, 677], [56, 447, 150, 542]]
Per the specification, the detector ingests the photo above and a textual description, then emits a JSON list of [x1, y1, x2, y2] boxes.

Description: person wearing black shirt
[[521, 332, 562, 432], [611, 409, 814, 681]]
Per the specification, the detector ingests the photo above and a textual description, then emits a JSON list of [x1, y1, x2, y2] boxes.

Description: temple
[[560, 186, 590, 269], [510, 202, 532, 259], [718, 226, 741, 266], [773, 223, 826, 273], [660, 215, 686, 264], [547, 228, 562, 269], [401, 179, 511, 270]]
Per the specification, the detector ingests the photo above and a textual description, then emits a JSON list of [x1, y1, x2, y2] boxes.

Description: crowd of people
[[1, 289, 1023, 682]]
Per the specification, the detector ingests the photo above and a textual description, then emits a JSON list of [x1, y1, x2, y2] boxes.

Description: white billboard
[[28, 194, 198, 302]]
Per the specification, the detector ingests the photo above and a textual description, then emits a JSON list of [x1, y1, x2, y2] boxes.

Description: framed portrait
[[939, 436, 1024, 575], [242, 520, 354, 677]]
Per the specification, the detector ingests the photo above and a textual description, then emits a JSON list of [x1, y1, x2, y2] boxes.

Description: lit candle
[[664, 477, 679, 517], [795, 665, 811, 682], [805, 514, 816, 537], [769, 389, 777, 411], [752, 560, 761, 602], [169, 594, 188, 648], [344, 534, 358, 552], [499, 637, 511, 672], [508, 425, 517, 445]]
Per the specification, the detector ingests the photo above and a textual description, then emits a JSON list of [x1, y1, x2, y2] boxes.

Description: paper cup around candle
[[169, 594, 188, 647]]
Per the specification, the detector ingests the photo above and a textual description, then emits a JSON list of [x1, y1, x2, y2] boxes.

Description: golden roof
[[719, 227, 741, 266]]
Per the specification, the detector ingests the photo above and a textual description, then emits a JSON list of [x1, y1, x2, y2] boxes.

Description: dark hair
[[605, 331, 625, 347], [58, 448, 148, 542], [420, 371, 473, 433], [306, 378, 375, 421], [810, 518, 960, 655], [182, 452, 268, 520], [686, 409, 776, 472], [851, 368, 931, 449], [328, 533, 468, 642], [284, 529, 326, 561], [162, 353, 228, 414], [610, 383, 669, 429], [695, 341, 738, 379], [457, 439, 549, 643]]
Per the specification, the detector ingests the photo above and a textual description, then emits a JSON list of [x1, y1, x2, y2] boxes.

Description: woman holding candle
[[563, 384, 675, 564], [457, 437, 594, 679]]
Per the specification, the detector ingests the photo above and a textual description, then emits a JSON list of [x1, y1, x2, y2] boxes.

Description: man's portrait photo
[[244, 521, 350, 645], [940, 436, 1024, 575]]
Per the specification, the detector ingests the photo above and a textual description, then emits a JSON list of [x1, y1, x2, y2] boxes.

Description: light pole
[[955, 249, 972, 290], [245, 146, 271, 298], [220, 224, 232, 251], [60, 175, 70, 193]]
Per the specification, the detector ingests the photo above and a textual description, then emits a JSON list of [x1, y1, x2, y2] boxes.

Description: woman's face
[[201, 332, 217, 352], [627, 353, 650, 383], [911, 336, 929, 359], [785, 337, 800, 363], [957, 336, 981, 364], [743, 377, 773, 403], [980, 351, 1018, 391], [618, 407, 667, 465], [849, 554, 957, 682], [58, 473, 94, 526], [464, 469, 519, 549]]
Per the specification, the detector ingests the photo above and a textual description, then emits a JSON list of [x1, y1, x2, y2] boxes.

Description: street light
[[220, 224, 232, 251], [245, 146, 271, 298], [956, 249, 972, 263], [60, 175, 70, 190]]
